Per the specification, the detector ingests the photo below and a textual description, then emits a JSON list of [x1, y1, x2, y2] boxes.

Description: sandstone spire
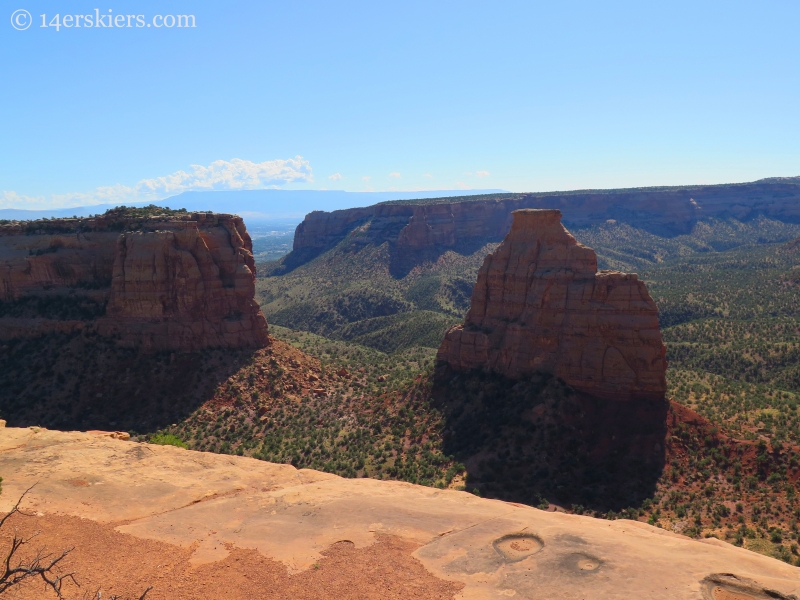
[[437, 209, 667, 401]]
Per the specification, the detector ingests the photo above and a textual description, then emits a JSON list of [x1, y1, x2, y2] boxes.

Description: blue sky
[[1, 0, 799, 208]]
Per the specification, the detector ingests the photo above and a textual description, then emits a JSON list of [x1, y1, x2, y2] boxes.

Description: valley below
[[1, 180, 800, 597]]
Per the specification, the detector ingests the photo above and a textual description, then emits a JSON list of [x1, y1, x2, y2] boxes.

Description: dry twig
[[0, 485, 77, 598]]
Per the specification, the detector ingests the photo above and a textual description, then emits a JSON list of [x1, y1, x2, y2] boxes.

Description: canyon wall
[[292, 178, 800, 255], [437, 209, 667, 401], [0, 209, 269, 351]]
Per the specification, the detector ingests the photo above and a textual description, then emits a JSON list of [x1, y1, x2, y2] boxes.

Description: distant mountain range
[[0, 189, 507, 224]]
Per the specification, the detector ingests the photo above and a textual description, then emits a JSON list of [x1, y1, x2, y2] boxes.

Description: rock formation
[[437, 209, 667, 401], [0, 209, 269, 351], [291, 177, 800, 257], [0, 426, 797, 599]]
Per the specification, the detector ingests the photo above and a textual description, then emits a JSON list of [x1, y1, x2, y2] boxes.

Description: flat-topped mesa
[[0, 209, 269, 352], [290, 178, 800, 256], [437, 209, 667, 401]]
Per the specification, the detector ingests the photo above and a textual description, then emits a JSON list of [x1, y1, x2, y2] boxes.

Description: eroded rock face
[[437, 209, 667, 401], [291, 178, 800, 255], [0, 211, 268, 351]]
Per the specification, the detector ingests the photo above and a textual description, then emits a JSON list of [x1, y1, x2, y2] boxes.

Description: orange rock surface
[[438, 209, 667, 401], [0, 426, 797, 599], [0, 211, 268, 351]]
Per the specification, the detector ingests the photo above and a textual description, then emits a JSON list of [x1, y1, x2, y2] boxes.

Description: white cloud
[[0, 157, 313, 210], [423, 173, 433, 178], [135, 157, 312, 196], [463, 172, 473, 176], [0, 190, 48, 209], [389, 172, 401, 178], [361, 176, 371, 181], [328, 173, 343, 181], [476, 170, 490, 178]]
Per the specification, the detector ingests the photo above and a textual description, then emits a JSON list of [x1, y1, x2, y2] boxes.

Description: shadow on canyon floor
[[0, 331, 254, 433], [432, 367, 668, 513], [386, 238, 497, 279]]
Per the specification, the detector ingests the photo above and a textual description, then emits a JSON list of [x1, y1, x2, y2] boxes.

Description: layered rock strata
[[0, 210, 268, 351], [292, 177, 800, 255], [437, 209, 667, 401]]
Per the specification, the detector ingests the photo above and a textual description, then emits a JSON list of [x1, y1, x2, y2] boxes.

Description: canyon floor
[[0, 426, 798, 600]]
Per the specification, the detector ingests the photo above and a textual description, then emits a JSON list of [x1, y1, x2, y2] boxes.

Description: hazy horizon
[[3, 1, 799, 211]]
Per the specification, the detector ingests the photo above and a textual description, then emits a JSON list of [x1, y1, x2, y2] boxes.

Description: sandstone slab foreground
[[0, 427, 797, 599]]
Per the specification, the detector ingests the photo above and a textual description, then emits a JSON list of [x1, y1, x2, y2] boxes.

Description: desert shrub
[[149, 433, 187, 448]]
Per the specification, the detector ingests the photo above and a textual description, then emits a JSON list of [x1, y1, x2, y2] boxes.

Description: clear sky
[[1, 0, 799, 208]]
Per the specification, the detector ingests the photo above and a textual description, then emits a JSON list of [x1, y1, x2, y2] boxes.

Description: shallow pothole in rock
[[561, 552, 602, 574], [492, 533, 544, 563], [701, 573, 798, 600]]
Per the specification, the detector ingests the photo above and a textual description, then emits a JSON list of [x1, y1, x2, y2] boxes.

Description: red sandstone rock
[[0, 211, 269, 351], [291, 178, 800, 253], [437, 209, 667, 401]]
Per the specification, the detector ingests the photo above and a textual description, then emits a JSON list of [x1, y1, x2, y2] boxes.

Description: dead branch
[[0, 484, 77, 598], [0, 485, 151, 599], [87, 584, 153, 600]]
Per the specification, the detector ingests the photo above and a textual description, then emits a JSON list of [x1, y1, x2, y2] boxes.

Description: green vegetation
[[432, 368, 665, 509], [5, 205, 800, 563], [0, 332, 256, 432], [149, 433, 188, 448], [269, 324, 438, 370], [13, 204, 191, 234], [259, 215, 800, 451], [256, 235, 488, 351], [101, 204, 188, 219], [644, 243, 800, 444], [569, 219, 800, 447], [249, 214, 800, 562], [252, 234, 294, 262], [163, 327, 463, 487], [577, 216, 800, 272]]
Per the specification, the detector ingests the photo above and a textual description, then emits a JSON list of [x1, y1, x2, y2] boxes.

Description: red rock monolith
[[437, 209, 667, 401]]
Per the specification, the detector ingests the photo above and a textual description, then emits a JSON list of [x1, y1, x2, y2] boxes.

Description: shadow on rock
[[432, 366, 668, 513]]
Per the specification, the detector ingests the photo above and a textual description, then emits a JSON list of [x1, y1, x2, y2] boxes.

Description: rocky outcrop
[[0, 427, 797, 599], [0, 209, 268, 351], [291, 177, 800, 256], [437, 209, 667, 401]]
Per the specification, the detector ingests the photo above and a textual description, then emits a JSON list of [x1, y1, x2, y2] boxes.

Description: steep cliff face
[[437, 209, 667, 401], [291, 178, 800, 256], [0, 209, 268, 351]]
